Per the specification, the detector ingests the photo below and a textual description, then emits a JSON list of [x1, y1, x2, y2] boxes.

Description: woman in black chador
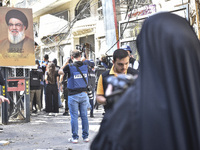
[[91, 12, 200, 150]]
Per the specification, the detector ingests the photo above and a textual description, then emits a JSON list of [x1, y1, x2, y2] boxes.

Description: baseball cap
[[90, 61, 95, 67], [121, 45, 132, 53]]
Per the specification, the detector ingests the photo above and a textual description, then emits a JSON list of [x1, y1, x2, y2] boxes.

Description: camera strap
[[74, 65, 88, 88]]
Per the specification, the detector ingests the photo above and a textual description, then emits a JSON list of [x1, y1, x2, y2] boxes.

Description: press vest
[[67, 64, 88, 90], [30, 70, 40, 87]]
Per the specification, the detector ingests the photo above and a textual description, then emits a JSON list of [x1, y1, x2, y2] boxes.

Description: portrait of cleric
[[0, 8, 35, 66]]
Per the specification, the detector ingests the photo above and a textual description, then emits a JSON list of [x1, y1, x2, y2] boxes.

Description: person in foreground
[[91, 12, 200, 150], [0, 95, 9, 105], [0, 95, 10, 132]]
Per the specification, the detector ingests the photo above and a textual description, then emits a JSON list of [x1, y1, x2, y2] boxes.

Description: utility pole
[[102, 0, 119, 55], [112, 0, 119, 49]]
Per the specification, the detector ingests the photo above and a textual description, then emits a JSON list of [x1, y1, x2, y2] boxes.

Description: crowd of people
[[29, 54, 63, 114], [1, 11, 200, 149], [27, 44, 139, 143]]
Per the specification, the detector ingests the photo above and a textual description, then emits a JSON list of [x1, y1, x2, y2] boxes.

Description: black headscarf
[[91, 12, 200, 150], [52, 58, 58, 67]]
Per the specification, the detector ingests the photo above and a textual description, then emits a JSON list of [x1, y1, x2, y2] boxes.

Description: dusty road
[[0, 107, 104, 150]]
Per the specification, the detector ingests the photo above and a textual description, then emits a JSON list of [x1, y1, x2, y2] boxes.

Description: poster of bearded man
[[0, 8, 35, 66]]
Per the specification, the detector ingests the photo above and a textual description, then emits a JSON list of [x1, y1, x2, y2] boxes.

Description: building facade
[[3, 0, 200, 66], [8, 0, 105, 66]]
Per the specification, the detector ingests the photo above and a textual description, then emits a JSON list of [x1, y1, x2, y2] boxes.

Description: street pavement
[[0, 106, 104, 150]]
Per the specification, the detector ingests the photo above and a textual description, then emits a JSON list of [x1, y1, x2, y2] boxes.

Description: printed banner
[[0, 7, 35, 66]]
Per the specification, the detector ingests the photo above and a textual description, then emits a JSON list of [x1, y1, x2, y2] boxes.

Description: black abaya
[[91, 12, 200, 150]]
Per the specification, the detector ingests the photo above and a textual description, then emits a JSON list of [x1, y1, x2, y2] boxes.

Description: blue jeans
[[68, 92, 89, 139]]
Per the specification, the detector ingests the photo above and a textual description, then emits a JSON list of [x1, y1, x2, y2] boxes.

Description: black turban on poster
[[5, 9, 28, 30], [91, 12, 200, 150]]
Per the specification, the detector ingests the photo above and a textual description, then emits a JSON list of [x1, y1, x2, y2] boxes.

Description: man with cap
[[0, 9, 34, 55], [122, 45, 139, 70], [59, 50, 90, 144]]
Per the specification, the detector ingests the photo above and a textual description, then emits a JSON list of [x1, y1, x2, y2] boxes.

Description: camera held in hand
[[105, 74, 137, 109]]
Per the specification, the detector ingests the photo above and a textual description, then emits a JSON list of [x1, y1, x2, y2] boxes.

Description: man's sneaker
[[63, 111, 69, 116], [68, 138, 78, 144], [0, 127, 3, 133], [32, 110, 37, 113], [90, 112, 94, 118], [83, 138, 89, 142]]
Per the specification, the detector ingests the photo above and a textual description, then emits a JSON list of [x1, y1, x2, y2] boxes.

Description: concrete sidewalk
[[0, 106, 104, 150]]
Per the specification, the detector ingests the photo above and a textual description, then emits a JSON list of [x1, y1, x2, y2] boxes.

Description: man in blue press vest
[[59, 50, 89, 144]]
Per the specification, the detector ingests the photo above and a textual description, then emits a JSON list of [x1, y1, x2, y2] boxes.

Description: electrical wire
[[57, 0, 98, 45], [40, 0, 98, 47], [105, 0, 137, 55], [105, 0, 152, 55], [38, 0, 151, 55]]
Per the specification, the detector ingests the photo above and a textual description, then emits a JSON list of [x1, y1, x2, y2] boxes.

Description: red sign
[[7, 78, 26, 91], [128, 4, 156, 18]]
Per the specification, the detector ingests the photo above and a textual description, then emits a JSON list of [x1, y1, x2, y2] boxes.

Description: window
[[52, 10, 69, 21], [75, 0, 91, 20]]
